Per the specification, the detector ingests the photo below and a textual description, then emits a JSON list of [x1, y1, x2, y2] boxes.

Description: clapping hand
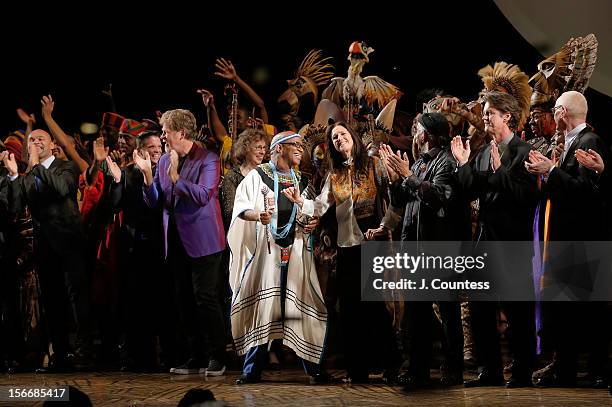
[[1, 151, 18, 177], [93, 137, 108, 163], [525, 150, 554, 174], [451, 136, 470, 166], [575, 148, 604, 174], [133, 149, 152, 179], [106, 156, 122, 183], [490, 140, 501, 172], [168, 149, 180, 184]]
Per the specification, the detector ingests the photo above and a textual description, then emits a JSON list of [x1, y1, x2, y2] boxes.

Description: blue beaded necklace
[[267, 161, 298, 239]]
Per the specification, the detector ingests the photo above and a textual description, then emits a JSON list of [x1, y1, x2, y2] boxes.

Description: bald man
[[3, 129, 91, 372], [525, 91, 609, 387]]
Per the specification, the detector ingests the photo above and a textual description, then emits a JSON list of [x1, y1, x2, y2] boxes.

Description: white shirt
[[561, 123, 587, 163]]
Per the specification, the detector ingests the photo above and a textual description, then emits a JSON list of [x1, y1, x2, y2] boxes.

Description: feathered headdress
[[296, 50, 335, 88], [530, 34, 598, 107], [478, 62, 532, 131], [278, 50, 334, 118]]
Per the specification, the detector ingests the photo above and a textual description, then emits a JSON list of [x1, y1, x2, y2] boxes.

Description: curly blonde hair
[[233, 128, 268, 164]]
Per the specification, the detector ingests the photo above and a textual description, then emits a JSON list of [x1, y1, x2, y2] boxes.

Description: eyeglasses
[[282, 142, 305, 150], [551, 105, 564, 113]]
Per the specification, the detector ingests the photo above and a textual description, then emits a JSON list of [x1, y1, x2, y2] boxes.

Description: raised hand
[[17, 108, 36, 124], [246, 117, 264, 129], [93, 137, 108, 162], [106, 156, 122, 183], [197, 89, 215, 107], [1, 152, 18, 176], [451, 136, 470, 166], [575, 148, 604, 173], [40, 95, 55, 118], [214, 58, 238, 81]]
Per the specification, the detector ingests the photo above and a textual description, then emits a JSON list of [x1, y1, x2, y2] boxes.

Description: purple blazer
[[144, 143, 225, 258]]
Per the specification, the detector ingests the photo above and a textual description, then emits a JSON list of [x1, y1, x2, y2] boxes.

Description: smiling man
[[134, 109, 226, 376], [228, 131, 329, 385], [451, 91, 538, 388], [2, 129, 91, 372]]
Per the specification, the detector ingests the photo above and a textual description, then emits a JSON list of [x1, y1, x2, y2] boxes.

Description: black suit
[[541, 127, 609, 382], [545, 127, 607, 240], [8, 158, 90, 358], [456, 134, 538, 381]]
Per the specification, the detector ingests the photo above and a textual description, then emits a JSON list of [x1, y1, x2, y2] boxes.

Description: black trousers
[[469, 301, 535, 378], [120, 227, 168, 368], [337, 245, 399, 377], [0, 245, 24, 363], [543, 301, 610, 380], [35, 236, 91, 357], [168, 225, 225, 363], [405, 301, 463, 380]]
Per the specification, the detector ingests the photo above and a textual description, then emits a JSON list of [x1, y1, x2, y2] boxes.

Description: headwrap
[[269, 132, 301, 150], [119, 119, 147, 138], [101, 112, 125, 130]]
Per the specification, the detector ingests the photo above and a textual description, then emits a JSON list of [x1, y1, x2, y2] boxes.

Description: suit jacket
[[545, 127, 607, 240], [456, 134, 538, 242], [8, 158, 84, 255], [144, 143, 225, 258]]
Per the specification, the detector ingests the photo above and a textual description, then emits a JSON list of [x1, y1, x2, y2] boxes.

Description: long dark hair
[[326, 122, 369, 178]]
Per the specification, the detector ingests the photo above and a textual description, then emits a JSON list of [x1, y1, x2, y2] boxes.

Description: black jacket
[[544, 127, 607, 241], [390, 148, 471, 241], [8, 158, 84, 255], [456, 134, 538, 242]]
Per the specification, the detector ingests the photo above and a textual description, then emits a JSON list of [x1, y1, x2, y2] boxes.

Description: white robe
[[227, 168, 328, 363]]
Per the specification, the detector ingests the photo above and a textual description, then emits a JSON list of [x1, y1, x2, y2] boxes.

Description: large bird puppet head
[[348, 41, 374, 67]]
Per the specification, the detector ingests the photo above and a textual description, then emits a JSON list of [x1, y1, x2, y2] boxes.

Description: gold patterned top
[[330, 161, 378, 220]]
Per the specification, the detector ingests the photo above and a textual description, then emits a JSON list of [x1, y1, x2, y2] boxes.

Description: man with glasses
[[228, 131, 328, 384], [526, 101, 557, 157], [525, 91, 609, 388]]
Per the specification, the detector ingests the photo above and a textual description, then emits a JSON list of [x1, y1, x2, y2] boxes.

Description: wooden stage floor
[[1, 369, 610, 406]]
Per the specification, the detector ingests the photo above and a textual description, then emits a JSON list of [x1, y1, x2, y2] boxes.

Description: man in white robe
[[228, 132, 329, 384]]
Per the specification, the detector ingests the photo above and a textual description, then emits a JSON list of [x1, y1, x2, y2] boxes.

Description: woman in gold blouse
[[283, 122, 399, 383]]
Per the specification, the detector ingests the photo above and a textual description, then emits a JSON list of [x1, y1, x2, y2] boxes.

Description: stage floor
[[1, 370, 610, 406]]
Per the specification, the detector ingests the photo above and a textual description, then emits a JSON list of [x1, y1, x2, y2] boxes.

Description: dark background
[[1, 1, 610, 143]]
